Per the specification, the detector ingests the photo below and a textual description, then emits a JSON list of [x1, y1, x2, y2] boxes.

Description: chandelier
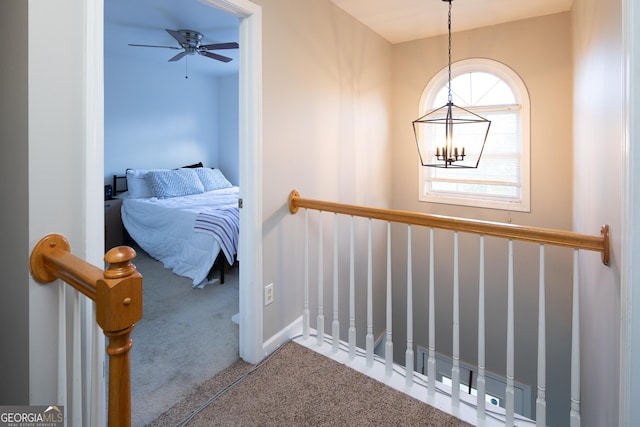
[[412, 0, 491, 168]]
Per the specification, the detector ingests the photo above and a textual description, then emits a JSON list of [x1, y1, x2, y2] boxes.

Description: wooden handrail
[[30, 234, 143, 427], [289, 190, 610, 266]]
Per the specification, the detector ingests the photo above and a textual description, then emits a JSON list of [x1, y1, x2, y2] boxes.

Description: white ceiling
[[329, 0, 574, 44], [104, 0, 574, 77]]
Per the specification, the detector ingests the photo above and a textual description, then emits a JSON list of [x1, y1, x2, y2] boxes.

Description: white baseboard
[[262, 315, 303, 358], [294, 330, 535, 427]]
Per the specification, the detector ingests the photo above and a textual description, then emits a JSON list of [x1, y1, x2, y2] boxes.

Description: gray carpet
[[129, 245, 240, 427], [148, 341, 472, 426]]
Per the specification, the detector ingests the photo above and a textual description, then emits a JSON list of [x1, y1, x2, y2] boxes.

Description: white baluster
[[317, 211, 324, 346], [366, 219, 374, 367], [477, 236, 486, 423], [406, 225, 414, 387], [72, 291, 82, 426], [506, 240, 515, 426], [385, 222, 394, 377], [332, 213, 340, 352], [303, 209, 310, 339], [452, 231, 460, 415], [87, 304, 105, 426], [58, 285, 67, 408], [428, 227, 436, 403], [349, 216, 356, 360], [570, 249, 581, 427], [536, 245, 547, 426]]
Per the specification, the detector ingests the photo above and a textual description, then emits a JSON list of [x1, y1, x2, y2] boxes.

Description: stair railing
[[30, 234, 143, 427], [289, 190, 609, 426], [289, 190, 609, 266]]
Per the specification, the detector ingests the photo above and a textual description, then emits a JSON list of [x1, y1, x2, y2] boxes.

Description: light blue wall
[[217, 74, 239, 186], [104, 48, 239, 186]]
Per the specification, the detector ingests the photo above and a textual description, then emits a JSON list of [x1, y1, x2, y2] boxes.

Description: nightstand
[[104, 198, 124, 251]]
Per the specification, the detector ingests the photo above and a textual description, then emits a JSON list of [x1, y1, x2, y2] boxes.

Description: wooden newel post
[[30, 235, 143, 427], [97, 246, 143, 427]]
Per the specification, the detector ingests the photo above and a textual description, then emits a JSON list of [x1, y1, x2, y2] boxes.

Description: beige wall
[[572, 0, 623, 425], [255, 2, 624, 424], [252, 0, 394, 342], [390, 13, 574, 424]]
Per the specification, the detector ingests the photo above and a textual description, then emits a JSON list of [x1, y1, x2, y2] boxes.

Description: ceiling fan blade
[[168, 51, 187, 62], [165, 29, 187, 46], [128, 43, 180, 50], [200, 42, 239, 50], [200, 51, 233, 63]]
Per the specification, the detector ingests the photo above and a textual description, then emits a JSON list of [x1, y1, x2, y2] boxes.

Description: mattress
[[121, 186, 240, 287]]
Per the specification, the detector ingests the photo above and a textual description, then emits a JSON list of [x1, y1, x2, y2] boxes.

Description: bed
[[116, 166, 239, 288]]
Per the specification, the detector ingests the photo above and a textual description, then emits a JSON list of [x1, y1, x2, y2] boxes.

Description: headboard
[[113, 174, 127, 196]]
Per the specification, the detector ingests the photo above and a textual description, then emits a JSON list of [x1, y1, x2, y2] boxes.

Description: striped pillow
[[145, 169, 204, 198]]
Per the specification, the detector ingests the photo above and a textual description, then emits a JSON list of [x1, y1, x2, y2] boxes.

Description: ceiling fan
[[128, 29, 239, 63]]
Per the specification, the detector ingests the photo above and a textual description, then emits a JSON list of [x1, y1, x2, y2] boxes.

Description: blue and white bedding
[[120, 168, 239, 288], [194, 208, 239, 268]]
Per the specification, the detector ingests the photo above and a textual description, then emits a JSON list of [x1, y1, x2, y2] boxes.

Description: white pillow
[[194, 168, 233, 191], [145, 168, 205, 198], [114, 191, 130, 199], [126, 169, 155, 199]]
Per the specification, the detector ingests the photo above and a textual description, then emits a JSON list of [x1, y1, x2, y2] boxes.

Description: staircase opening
[[416, 343, 533, 417]]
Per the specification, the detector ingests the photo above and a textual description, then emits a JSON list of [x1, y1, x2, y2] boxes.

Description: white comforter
[[121, 186, 239, 287]]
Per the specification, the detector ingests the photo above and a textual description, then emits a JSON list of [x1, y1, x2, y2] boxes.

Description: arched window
[[418, 58, 530, 211]]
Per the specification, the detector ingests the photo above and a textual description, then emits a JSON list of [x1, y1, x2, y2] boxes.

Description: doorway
[[95, 0, 262, 422]]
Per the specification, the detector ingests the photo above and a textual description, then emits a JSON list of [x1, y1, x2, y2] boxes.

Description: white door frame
[[85, 3, 264, 420], [204, 0, 264, 364], [620, 0, 640, 424]]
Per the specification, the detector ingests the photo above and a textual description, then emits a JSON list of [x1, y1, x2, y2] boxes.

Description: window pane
[[422, 111, 520, 159], [434, 73, 516, 107], [434, 86, 449, 106], [482, 111, 521, 155], [431, 156, 520, 185], [475, 80, 515, 105], [431, 181, 519, 198], [450, 73, 472, 105], [426, 109, 521, 200]]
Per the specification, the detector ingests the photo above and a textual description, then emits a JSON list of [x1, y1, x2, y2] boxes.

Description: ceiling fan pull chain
[[185, 55, 189, 79]]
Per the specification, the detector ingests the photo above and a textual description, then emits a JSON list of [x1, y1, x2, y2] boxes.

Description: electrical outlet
[[264, 283, 274, 306]]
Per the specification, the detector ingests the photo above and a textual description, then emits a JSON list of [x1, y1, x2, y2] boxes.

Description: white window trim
[[418, 58, 531, 212]]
